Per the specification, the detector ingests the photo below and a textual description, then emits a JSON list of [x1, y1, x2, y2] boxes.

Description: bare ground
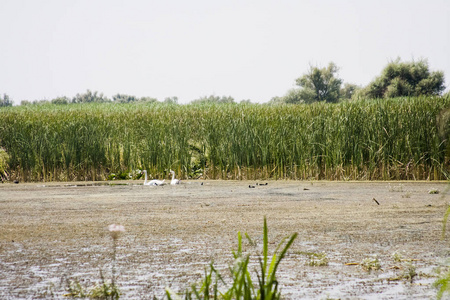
[[0, 180, 449, 299]]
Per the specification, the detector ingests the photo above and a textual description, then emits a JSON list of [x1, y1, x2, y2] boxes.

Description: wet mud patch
[[0, 180, 449, 299]]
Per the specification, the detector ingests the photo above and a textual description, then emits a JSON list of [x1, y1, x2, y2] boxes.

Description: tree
[[268, 96, 284, 105], [190, 95, 235, 104], [113, 94, 159, 103], [139, 97, 158, 103], [0, 94, 13, 107], [51, 96, 70, 105], [72, 90, 110, 103], [340, 83, 361, 101], [364, 58, 445, 99], [164, 96, 178, 105], [112, 93, 138, 103], [270, 89, 305, 105], [32, 99, 50, 105], [295, 62, 343, 103]]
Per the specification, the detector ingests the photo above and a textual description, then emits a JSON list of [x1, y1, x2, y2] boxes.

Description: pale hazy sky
[[1, 0, 449, 104]]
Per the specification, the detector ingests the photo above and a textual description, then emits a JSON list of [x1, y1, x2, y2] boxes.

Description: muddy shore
[[0, 180, 449, 299]]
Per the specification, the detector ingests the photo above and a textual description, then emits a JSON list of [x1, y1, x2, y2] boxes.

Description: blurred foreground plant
[[166, 217, 297, 300]]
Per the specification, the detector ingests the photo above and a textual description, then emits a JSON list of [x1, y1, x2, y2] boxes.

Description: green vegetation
[[363, 58, 445, 99], [297, 251, 329, 266], [271, 58, 445, 104], [295, 62, 343, 103], [6, 58, 445, 107], [0, 94, 13, 107], [0, 147, 9, 181], [4, 58, 447, 108], [435, 269, 450, 300], [0, 96, 449, 182], [391, 251, 403, 262], [191, 95, 235, 105], [166, 217, 297, 300], [66, 272, 120, 299], [112, 93, 158, 104], [360, 256, 381, 272], [401, 263, 417, 283], [271, 62, 344, 104]]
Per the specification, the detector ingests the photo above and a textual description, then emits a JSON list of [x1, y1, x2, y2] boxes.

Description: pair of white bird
[[143, 170, 180, 186]]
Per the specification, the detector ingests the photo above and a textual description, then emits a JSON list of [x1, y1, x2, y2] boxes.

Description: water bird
[[170, 169, 180, 185], [249, 185, 255, 188], [143, 170, 165, 186]]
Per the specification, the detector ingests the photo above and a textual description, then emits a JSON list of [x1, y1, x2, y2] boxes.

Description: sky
[[1, 0, 449, 104]]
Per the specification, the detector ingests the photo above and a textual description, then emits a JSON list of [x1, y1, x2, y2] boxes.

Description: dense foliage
[[295, 62, 343, 103], [271, 59, 446, 104], [363, 58, 446, 99], [271, 63, 345, 104], [0, 96, 449, 181], [0, 94, 13, 107]]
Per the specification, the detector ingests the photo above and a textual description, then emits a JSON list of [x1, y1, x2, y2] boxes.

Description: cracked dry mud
[[0, 180, 449, 299]]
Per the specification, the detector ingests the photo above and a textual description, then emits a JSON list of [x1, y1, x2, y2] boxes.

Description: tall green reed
[[0, 96, 448, 181]]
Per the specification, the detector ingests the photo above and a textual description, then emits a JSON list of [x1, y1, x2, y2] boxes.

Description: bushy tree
[[32, 99, 50, 105], [72, 90, 110, 103], [191, 95, 235, 104], [112, 94, 138, 103], [113, 94, 158, 103], [269, 89, 305, 105], [270, 62, 343, 105], [340, 83, 361, 101], [139, 97, 158, 103], [295, 62, 343, 103], [364, 58, 445, 98], [0, 94, 13, 107], [239, 99, 252, 104], [51, 96, 70, 105], [268, 96, 284, 105], [164, 96, 178, 105]]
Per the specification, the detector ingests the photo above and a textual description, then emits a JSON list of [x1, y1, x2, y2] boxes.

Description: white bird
[[143, 170, 165, 186], [170, 169, 180, 185]]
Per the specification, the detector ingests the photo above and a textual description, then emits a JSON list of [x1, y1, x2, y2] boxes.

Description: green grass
[[0, 96, 449, 181], [166, 217, 298, 300]]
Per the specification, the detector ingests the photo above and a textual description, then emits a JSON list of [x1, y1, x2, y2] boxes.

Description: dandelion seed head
[[108, 224, 125, 239], [108, 224, 125, 232]]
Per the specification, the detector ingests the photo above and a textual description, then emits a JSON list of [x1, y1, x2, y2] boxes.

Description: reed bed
[[0, 96, 449, 181]]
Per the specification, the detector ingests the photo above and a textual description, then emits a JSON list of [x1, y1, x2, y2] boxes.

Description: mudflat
[[0, 180, 449, 299]]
